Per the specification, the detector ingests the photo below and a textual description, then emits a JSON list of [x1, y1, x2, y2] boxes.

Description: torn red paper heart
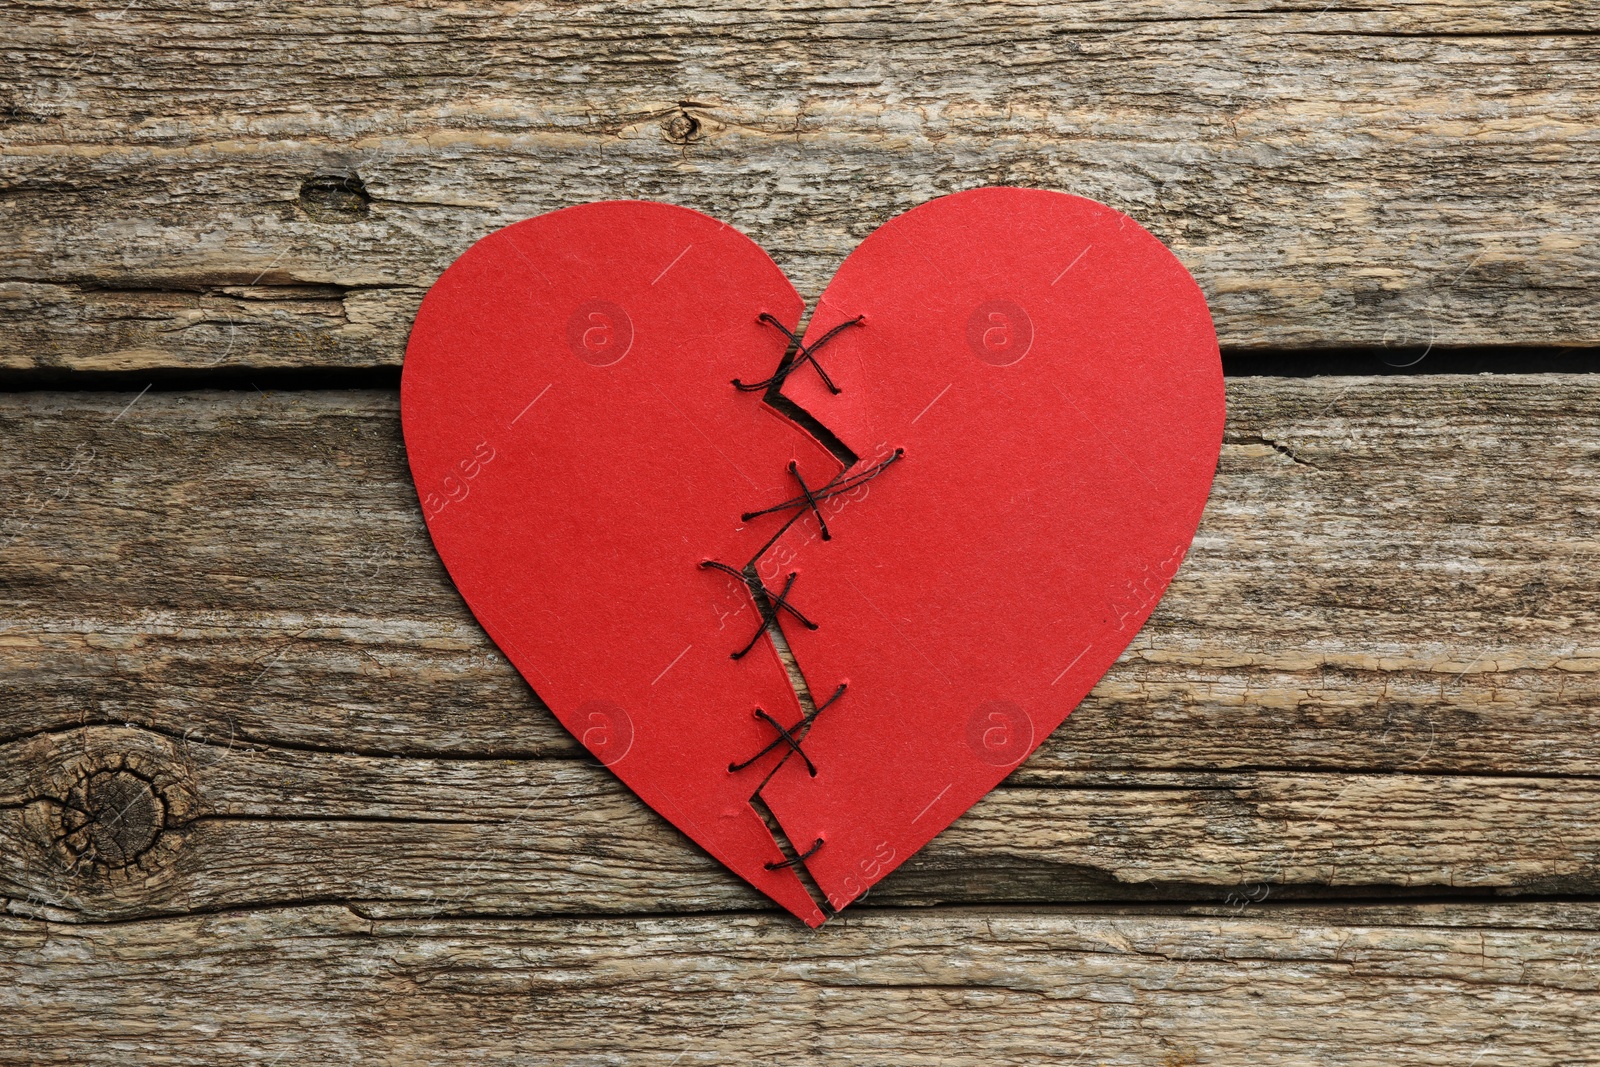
[[402, 189, 1224, 925]]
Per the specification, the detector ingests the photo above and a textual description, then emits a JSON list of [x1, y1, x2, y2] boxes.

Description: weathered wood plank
[[5, 1, 1600, 370], [1, 377, 1597, 920], [3, 378, 1595, 772], [5, 903, 1600, 1065], [7, 721, 1600, 922]]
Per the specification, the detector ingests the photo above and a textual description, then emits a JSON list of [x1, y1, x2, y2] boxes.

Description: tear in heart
[[401, 188, 1224, 926]]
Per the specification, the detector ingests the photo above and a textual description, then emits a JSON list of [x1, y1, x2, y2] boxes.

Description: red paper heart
[[402, 189, 1223, 925]]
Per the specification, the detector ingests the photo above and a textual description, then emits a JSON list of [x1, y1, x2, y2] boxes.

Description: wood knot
[[662, 110, 702, 146], [299, 172, 371, 221], [20, 735, 200, 902], [58, 767, 165, 869]]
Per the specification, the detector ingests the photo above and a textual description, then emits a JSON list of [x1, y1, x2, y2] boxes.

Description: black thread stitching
[[743, 708, 818, 776], [700, 561, 819, 659], [700, 308, 903, 894], [783, 460, 831, 541], [734, 313, 863, 395], [728, 683, 847, 778], [703, 450, 904, 659], [742, 449, 905, 562], [765, 836, 825, 871]]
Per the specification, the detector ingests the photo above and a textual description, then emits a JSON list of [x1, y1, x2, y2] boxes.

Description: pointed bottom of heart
[[691, 795, 832, 928], [623, 691, 1049, 928]]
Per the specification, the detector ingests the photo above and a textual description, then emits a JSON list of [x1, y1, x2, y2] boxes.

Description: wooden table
[[4, 3, 1599, 1062]]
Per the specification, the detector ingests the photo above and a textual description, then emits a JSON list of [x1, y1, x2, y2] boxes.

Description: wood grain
[[3, 377, 1595, 768], [2, 376, 1597, 921], [8, 721, 1600, 923], [7, 902, 1600, 1065], [5, 1, 1600, 372]]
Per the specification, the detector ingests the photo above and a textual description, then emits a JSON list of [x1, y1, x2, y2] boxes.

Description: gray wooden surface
[[8, 904, 1600, 1065], [4, 1, 1600, 1063], [5, 1, 1600, 373]]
